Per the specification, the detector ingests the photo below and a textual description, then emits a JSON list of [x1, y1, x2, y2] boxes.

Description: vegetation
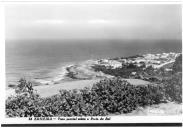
[[6, 54, 182, 117], [112, 55, 143, 60], [6, 77, 167, 117], [91, 78, 164, 114], [92, 54, 182, 83], [172, 54, 182, 73], [6, 78, 40, 117], [161, 73, 182, 103], [92, 64, 143, 78]]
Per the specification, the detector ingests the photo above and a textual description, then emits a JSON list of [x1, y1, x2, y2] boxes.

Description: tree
[[172, 54, 182, 73]]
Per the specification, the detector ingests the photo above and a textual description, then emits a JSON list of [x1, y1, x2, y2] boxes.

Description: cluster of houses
[[97, 59, 122, 69], [96, 52, 180, 69]]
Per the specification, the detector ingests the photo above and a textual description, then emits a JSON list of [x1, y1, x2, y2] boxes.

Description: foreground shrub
[[6, 77, 166, 117], [6, 93, 40, 117], [91, 78, 164, 114], [172, 54, 182, 73], [39, 89, 108, 116], [161, 73, 182, 103], [6, 79, 40, 117]]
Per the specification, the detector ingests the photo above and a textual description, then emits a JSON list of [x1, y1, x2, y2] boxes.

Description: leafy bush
[[161, 73, 182, 103], [6, 93, 40, 117], [38, 89, 108, 117], [91, 78, 164, 114], [172, 54, 182, 73], [6, 77, 166, 117], [15, 78, 34, 94], [6, 79, 40, 117], [160, 54, 182, 103]]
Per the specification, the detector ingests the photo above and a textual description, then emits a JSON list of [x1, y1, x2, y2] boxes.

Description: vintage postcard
[[0, 1, 182, 127]]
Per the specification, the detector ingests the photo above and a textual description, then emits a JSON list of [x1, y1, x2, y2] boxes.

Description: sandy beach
[[34, 79, 100, 97], [6, 79, 100, 98], [6, 78, 151, 98]]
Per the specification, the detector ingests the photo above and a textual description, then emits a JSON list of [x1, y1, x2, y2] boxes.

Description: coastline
[[5, 52, 182, 116], [6, 52, 180, 96]]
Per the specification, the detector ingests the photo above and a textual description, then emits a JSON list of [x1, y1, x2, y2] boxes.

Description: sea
[[5, 39, 182, 86]]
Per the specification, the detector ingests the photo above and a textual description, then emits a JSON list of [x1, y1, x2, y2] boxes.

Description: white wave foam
[[35, 63, 74, 85], [52, 64, 73, 82]]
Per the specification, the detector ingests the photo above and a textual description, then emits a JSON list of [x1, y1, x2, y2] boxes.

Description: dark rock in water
[[8, 84, 17, 88], [31, 81, 42, 86], [53, 81, 60, 84]]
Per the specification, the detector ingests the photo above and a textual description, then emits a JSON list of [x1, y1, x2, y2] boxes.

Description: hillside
[[6, 52, 182, 117], [92, 52, 181, 82]]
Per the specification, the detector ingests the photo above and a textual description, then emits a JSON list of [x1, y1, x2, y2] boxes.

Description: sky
[[5, 4, 181, 41]]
